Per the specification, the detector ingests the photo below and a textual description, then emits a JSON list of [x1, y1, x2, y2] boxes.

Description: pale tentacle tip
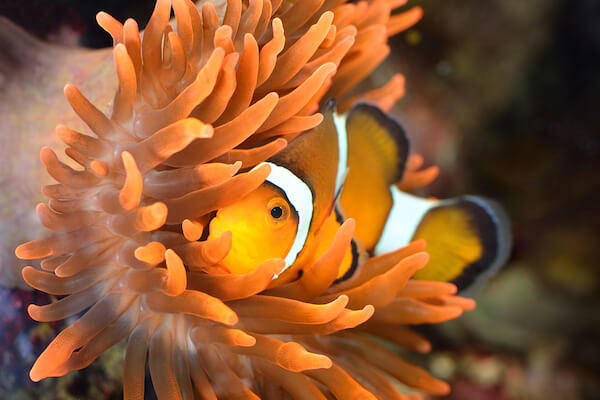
[[321, 62, 338, 76], [447, 283, 459, 295], [119, 150, 143, 209], [210, 46, 226, 59], [164, 249, 186, 296], [411, 251, 430, 270], [265, 91, 280, 102], [279, 343, 333, 371], [249, 162, 271, 176], [231, 161, 243, 173], [63, 83, 76, 96], [417, 341, 432, 354], [96, 11, 109, 22], [27, 304, 40, 320], [114, 42, 128, 53], [136, 202, 168, 231], [15, 242, 52, 260], [412, 6, 424, 17], [224, 310, 239, 326], [90, 160, 109, 176], [185, 118, 214, 139], [200, 123, 214, 138], [21, 266, 35, 283], [316, 354, 333, 370], [458, 297, 477, 311], [446, 306, 465, 320], [182, 219, 204, 241], [34, 202, 46, 214], [333, 294, 349, 308], [124, 17, 137, 25], [54, 124, 69, 134], [14, 244, 27, 259], [29, 368, 43, 383], [205, 230, 233, 264], [341, 217, 356, 233], [120, 150, 135, 164], [148, 202, 168, 218], [134, 241, 167, 264], [232, 330, 256, 347], [39, 146, 54, 162], [362, 304, 375, 319], [434, 380, 452, 396]]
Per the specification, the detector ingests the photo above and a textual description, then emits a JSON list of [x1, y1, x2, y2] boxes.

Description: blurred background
[[1, 0, 599, 398]]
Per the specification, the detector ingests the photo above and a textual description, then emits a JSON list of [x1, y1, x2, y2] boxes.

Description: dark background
[[1, 0, 599, 398]]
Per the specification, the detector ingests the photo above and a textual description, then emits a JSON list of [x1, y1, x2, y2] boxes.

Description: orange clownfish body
[[208, 101, 511, 292]]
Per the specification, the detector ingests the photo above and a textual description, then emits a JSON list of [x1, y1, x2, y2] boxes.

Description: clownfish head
[[208, 165, 313, 276], [208, 100, 343, 279]]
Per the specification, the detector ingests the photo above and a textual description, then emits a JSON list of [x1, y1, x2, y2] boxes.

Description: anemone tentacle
[[16, 1, 470, 398]]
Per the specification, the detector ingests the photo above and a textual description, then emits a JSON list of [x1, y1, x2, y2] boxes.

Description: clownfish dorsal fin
[[375, 189, 512, 292], [337, 103, 410, 250], [269, 99, 343, 232]]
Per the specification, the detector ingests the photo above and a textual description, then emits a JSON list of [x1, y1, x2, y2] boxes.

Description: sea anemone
[[15, 0, 474, 398]]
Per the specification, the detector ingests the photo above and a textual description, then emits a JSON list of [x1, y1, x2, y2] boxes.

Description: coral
[[15, 0, 474, 398]]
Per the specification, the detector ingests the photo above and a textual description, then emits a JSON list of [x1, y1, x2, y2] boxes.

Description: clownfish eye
[[270, 206, 283, 219], [266, 197, 290, 224]]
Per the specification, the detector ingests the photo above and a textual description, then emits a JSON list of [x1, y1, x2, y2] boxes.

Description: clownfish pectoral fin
[[311, 212, 368, 284], [374, 187, 512, 292], [337, 103, 410, 250]]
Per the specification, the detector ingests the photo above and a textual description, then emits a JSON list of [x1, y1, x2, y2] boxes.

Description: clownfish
[[208, 100, 511, 291]]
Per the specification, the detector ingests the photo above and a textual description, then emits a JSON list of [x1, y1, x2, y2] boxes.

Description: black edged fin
[[346, 102, 410, 184], [338, 102, 410, 251], [333, 238, 362, 284], [332, 207, 367, 284], [411, 196, 512, 292]]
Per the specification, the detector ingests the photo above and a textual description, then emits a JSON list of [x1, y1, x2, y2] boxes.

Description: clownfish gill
[[208, 101, 511, 292]]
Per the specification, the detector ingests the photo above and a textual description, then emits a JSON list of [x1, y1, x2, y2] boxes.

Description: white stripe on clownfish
[[259, 161, 314, 277], [333, 110, 349, 198], [374, 187, 433, 255]]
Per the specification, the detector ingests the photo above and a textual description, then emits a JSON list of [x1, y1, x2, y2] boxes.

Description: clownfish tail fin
[[411, 194, 512, 292], [375, 188, 511, 292]]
